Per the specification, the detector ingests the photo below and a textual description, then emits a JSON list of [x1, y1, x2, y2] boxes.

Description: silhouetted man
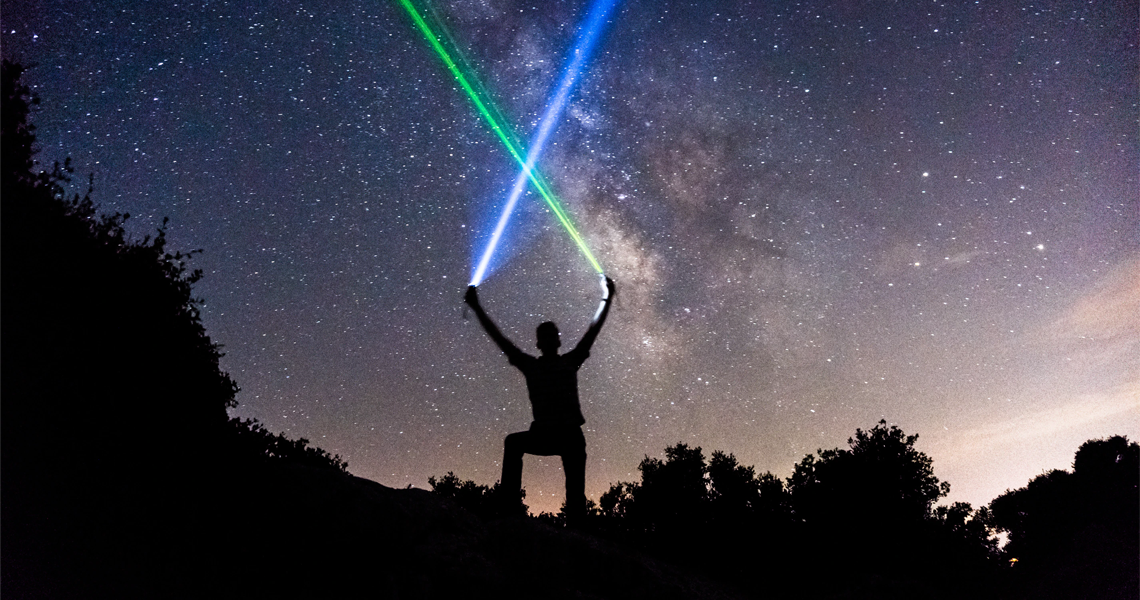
[[464, 276, 615, 525]]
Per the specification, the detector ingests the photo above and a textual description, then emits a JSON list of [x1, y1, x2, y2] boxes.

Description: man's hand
[[464, 285, 479, 307]]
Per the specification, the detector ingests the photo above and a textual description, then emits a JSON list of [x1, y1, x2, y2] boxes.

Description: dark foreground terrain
[[5, 458, 746, 599]]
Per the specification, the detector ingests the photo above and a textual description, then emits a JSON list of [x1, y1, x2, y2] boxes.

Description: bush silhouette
[[227, 416, 348, 472], [428, 471, 528, 519]]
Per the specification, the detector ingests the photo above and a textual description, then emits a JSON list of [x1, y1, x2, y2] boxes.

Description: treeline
[[434, 423, 1138, 598], [595, 421, 996, 597]]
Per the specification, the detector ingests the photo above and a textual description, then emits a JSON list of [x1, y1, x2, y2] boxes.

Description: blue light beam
[[469, 0, 621, 286]]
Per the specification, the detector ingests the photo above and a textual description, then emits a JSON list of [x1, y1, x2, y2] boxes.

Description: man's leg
[[500, 431, 531, 513], [560, 430, 587, 527]]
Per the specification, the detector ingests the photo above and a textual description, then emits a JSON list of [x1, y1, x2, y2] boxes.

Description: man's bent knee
[[504, 431, 529, 455]]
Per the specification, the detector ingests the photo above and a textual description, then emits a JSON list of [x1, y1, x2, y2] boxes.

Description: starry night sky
[[5, 0, 1137, 514]]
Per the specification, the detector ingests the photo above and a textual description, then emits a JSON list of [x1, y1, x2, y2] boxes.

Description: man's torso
[[510, 348, 588, 427]]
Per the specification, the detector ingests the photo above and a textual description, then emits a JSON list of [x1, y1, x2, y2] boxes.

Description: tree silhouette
[[632, 443, 710, 536], [989, 435, 1138, 599], [1, 60, 347, 598], [593, 442, 798, 587], [3, 59, 236, 470], [1, 61, 39, 190], [707, 450, 761, 515], [787, 419, 949, 528], [783, 420, 1004, 596]]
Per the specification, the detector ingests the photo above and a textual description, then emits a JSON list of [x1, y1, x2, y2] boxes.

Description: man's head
[[536, 321, 561, 355]]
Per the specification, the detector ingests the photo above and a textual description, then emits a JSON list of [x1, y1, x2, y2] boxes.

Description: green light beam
[[398, 0, 603, 275]]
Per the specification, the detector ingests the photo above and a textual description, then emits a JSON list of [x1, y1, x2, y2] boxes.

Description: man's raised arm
[[465, 286, 522, 357], [573, 276, 615, 354]]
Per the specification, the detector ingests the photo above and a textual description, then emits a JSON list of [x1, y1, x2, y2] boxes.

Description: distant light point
[[922, 172, 929, 177], [1035, 244, 1045, 251]]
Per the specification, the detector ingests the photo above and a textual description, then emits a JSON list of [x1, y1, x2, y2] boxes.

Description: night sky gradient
[[5, 0, 1137, 514]]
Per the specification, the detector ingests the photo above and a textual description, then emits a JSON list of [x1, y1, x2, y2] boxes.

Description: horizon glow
[[397, 0, 607, 285]]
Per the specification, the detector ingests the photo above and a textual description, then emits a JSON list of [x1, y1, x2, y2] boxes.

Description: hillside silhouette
[[3, 61, 1135, 599]]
